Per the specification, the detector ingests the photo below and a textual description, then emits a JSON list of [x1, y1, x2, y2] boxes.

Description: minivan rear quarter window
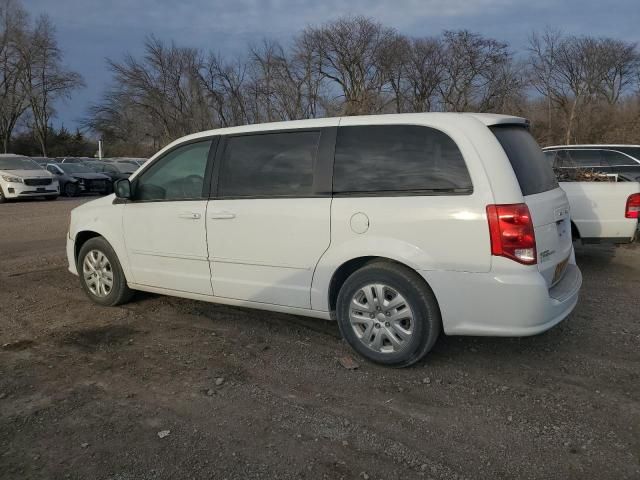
[[333, 125, 473, 194], [490, 126, 558, 196]]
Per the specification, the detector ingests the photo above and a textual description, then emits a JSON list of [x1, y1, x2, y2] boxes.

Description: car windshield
[[0, 156, 43, 171], [61, 163, 93, 173]]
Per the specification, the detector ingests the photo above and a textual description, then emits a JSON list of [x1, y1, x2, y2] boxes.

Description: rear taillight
[[625, 193, 640, 219], [486, 203, 537, 265]]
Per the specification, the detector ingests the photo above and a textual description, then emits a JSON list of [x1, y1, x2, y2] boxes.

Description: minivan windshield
[[490, 126, 558, 196], [0, 156, 42, 171]]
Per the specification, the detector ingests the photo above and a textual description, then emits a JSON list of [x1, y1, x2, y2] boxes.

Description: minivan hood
[[0, 168, 52, 178]]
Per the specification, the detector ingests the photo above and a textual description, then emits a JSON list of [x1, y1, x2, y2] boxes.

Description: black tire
[[77, 237, 134, 306], [336, 260, 441, 368], [64, 182, 78, 197], [0, 186, 6, 203]]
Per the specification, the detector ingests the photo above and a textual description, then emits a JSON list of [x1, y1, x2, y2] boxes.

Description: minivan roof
[[543, 144, 640, 150], [171, 112, 527, 146]]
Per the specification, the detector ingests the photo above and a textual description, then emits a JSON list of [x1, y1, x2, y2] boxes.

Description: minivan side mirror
[[114, 178, 132, 199]]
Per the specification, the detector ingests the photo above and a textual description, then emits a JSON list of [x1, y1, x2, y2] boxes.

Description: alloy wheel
[[82, 249, 114, 297], [348, 283, 414, 354]]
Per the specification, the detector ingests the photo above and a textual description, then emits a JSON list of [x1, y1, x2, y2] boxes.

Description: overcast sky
[[22, 0, 640, 130]]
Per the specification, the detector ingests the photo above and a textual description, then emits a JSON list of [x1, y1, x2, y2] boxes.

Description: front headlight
[[1, 175, 23, 183]]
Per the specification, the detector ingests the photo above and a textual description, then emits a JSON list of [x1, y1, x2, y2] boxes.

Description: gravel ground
[[1, 197, 639, 480]]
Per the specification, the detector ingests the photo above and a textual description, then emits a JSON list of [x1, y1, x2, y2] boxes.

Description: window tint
[[135, 140, 211, 201], [566, 150, 603, 167], [219, 131, 319, 197], [543, 151, 557, 167], [333, 125, 472, 194], [553, 150, 573, 168], [490, 126, 558, 196], [602, 150, 637, 166], [613, 147, 640, 162]]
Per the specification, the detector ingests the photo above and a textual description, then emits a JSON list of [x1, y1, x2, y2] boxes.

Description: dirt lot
[[1, 198, 639, 480]]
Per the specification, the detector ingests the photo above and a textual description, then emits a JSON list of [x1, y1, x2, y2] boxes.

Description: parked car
[[60, 157, 95, 164], [559, 179, 639, 244], [84, 161, 136, 188], [66, 113, 582, 367], [543, 145, 640, 181], [46, 163, 111, 197], [31, 157, 56, 166], [106, 157, 146, 168], [0, 154, 59, 202]]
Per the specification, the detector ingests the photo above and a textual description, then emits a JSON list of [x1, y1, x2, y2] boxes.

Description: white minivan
[[66, 113, 582, 366]]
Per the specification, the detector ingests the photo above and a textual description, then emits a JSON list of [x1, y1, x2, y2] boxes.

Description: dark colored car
[[85, 160, 136, 183], [31, 157, 56, 166], [46, 163, 111, 197], [543, 145, 640, 181]]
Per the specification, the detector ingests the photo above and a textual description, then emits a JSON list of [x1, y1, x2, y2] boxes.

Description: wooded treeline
[[2, 0, 640, 157], [0, 0, 83, 155], [88, 17, 640, 156]]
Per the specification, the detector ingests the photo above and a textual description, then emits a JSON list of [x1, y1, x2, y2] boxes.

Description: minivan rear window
[[490, 126, 558, 196]]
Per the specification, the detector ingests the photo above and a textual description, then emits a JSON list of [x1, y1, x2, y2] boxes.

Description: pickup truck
[[560, 180, 640, 243]]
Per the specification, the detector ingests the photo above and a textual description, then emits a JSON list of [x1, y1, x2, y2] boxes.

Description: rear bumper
[[420, 260, 582, 336], [2, 181, 59, 198]]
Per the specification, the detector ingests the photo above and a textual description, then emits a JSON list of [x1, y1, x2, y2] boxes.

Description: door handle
[[178, 212, 201, 219], [209, 211, 236, 220]]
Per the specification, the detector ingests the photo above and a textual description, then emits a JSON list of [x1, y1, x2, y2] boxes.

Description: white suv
[[0, 154, 59, 202], [66, 113, 581, 366]]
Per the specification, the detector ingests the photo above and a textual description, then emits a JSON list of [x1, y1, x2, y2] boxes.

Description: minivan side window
[[333, 125, 473, 194], [134, 140, 212, 201], [218, 131, 320, 197]]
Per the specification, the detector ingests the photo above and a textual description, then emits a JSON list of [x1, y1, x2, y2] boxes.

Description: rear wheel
[[336, 261, 441, 367], [77, 237, 134, 306], [0, 186, 6, 203]]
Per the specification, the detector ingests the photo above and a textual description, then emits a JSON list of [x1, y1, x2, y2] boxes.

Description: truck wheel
[[77, 237, 134, 306], [336, 260, 441, 368]]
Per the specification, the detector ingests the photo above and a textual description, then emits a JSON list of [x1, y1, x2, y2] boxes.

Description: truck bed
[[560, 181, 640, 243]]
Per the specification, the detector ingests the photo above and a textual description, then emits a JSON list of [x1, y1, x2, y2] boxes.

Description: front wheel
[[64, 182, 78, 197], [0, 186, 7, 203], [77, 237, 134, 306], [336, 261, 441, 367]]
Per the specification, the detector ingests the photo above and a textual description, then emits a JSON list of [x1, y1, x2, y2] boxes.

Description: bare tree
[[102, 36, 207, 144], [0, 0, 29, 152], [439, 30, 516, 112], [200, 53, 250, 127], [403, 37, 446, 112], [527, 30, 639, 144], [301, 16, 396, 115], [595, 38, 639, 104], [21, 14, 83, 156]]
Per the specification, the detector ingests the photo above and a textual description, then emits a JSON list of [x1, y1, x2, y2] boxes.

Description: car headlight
[[77, 178, 85, 184], [1, 175, 23, 183]]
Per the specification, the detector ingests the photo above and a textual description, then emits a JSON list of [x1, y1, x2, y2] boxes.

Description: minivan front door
[[122, 140, 214, 296], [206, 128, 334, 309]]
